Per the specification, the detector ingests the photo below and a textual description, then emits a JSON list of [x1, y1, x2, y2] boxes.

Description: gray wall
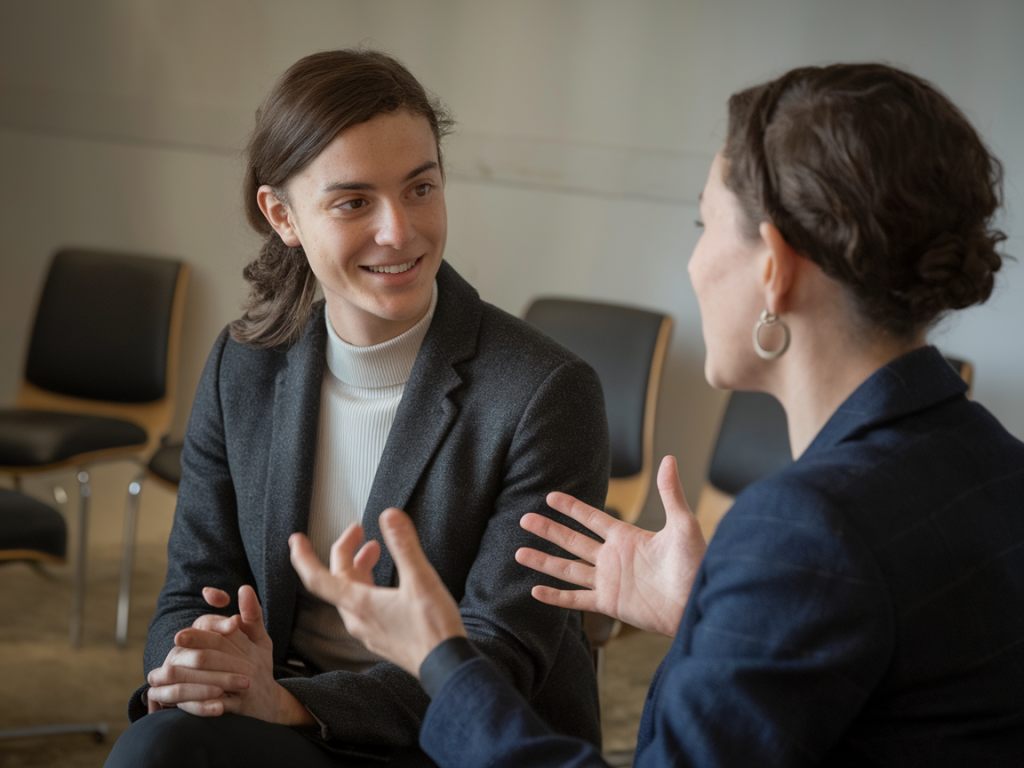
[[2, 0, 1021, 529]]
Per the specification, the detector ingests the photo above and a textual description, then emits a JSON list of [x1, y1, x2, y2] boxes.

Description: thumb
[[657, 455, 692, 524], [202, 586, 231, 609]]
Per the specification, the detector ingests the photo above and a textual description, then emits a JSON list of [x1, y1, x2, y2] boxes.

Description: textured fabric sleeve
[[421, 655, 610, 768], [420, 637, 480, 698], [632, 477, 894, 767], [128, 329, 257, 721]]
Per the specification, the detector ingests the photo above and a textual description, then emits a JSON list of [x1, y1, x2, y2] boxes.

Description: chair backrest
[[524, 297, 673, 524], [695, 352, 975, 540], [17, 249, 190, 455]]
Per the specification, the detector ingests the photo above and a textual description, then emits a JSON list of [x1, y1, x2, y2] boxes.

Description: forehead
[[299, 110, 439, 185]]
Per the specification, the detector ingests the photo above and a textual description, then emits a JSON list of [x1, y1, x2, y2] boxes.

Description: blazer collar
[[361, 261, 482, 585], [804, 345, 967, 458]]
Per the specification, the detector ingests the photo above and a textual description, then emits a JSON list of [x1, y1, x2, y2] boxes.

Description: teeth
[[367, 260, 417, 274]]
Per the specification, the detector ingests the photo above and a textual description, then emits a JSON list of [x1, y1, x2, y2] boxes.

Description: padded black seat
[[0, 489, 109, 743], [523, 296, 673, 707], [0, 488, 67, 561], [2, 248, 189, 647], [706, 391, 792, 496], [147, 442, 183, 486], [0, 410, 147, 467]]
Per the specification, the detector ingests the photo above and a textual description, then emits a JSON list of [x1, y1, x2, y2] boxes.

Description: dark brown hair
[[231, 49, 455, 349], [723, 63, 1006, 337]]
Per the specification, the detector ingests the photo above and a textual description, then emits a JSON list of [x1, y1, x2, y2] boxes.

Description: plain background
[[1, 0, 1021, 534]]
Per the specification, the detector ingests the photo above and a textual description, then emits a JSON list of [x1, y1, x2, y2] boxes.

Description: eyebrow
[[320, 161, 439, 193]]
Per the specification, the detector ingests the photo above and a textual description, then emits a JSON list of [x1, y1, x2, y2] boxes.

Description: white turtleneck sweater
[[291, 283, 438, 673]]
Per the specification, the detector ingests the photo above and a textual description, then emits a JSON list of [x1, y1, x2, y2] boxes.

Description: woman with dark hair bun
[[105, 49, 607, 767], [291, 63, 1024, 767]]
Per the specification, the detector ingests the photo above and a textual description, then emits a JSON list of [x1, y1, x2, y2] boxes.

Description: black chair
[[695, 354, 975, 540], [117, 440, 182, 645], [0, 248, 189, 646], [524, 298, 673, 525], [523, 297, 673, 677], [0, 488, 108, 742]]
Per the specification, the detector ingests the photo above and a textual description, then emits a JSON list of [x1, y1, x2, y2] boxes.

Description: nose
[[374, 200, 415, 249]]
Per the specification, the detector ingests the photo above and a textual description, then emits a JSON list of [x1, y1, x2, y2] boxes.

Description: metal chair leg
[[69, 469, 90, 647], [116, 470, 146, 646]]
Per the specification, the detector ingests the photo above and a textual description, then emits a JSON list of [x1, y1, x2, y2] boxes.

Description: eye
[[339, 198, 368, 210], [413, 183, 433, 197]]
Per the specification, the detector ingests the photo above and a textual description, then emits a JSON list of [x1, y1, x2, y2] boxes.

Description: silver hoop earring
[[752, 310, 791, 360]]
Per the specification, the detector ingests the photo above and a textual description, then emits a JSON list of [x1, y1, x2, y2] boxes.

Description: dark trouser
[[104, 709, 432, 768]]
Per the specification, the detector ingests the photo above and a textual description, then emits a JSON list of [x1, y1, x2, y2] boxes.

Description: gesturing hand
[[289, 508, 466, 677], [515, 455, 706, 637], [146, 585, 313, 725]]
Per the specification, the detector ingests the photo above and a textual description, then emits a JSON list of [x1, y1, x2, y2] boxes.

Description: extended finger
[[192, 612, 240, 634], [529, 584, 600, 613], [148, 664, 249, 693], [174, 627, 252, 664], [329, 524, 379, 584], [545, 492, 618, 539], [162, 645, 251, 678], [656, 456, 693, 522], [520, 512, 602, 562], [351, 539, 381, 580], [203, 587, 231, 609], [176, 699, 227, 717], [290, 532, 344, 604], [147, 683, 228, 708], [514, 546, 597, 590], [378, 508, 438, 584]]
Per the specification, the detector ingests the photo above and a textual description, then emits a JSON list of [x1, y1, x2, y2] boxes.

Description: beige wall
[[2, 0, 1022, 531]]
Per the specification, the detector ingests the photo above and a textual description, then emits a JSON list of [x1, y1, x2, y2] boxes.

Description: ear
[[758, 221, 802, 315], [257, 185, 302, 247]]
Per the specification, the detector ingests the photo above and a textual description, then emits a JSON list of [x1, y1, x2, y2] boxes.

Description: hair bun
[[905, 230, 1003, 313]]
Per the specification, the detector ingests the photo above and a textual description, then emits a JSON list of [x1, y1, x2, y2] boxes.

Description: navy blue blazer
[[419, 346, 1024, 767]]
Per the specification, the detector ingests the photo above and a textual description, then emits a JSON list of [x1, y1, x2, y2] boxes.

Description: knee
[[105, 708, 221, 767]]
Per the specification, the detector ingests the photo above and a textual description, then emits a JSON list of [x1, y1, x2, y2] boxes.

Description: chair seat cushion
[[148, 442, 183, 486], [0, 489, 67, 559], [0, 409, 148, 467]]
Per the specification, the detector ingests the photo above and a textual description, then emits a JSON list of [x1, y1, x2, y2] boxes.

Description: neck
[[767, 316, 925, 459]]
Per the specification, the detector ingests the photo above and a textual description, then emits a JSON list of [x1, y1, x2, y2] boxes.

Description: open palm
[[515, 456, 706, 637]]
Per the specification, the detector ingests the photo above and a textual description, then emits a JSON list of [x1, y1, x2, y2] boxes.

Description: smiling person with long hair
[[105, 49, 607, 767]]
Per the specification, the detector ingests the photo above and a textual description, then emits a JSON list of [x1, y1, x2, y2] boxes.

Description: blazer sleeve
[[632, 476, 894, 767], [419, 476, 896, 768], [278, 356, 609, 750], [422, 656, 610, 768], [128, 329, 258, 721]]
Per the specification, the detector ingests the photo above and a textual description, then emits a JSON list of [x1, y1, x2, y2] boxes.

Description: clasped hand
[[146, 585, 312, 725]]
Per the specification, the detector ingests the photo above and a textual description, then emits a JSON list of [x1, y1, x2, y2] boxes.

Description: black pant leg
[[103, 709, 363, 768]]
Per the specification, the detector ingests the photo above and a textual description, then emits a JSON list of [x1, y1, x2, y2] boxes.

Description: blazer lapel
[[260, 306, 327, 654], [362, 262, 481, 586]]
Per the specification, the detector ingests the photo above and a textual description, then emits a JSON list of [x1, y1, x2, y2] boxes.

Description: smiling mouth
[[365, 258, 419, 274]]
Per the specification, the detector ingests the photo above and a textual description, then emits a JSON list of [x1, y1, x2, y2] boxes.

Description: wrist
[[275, 684, 316, 726]]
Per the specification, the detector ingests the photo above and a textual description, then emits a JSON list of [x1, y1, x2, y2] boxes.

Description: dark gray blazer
[[130, 262, 608, 760]]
